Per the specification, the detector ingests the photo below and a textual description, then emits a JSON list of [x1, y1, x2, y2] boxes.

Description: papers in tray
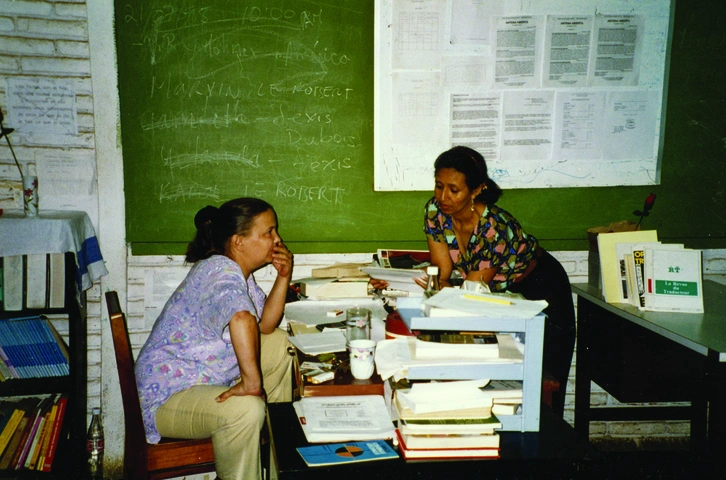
[[293, 395, 395, 443], [396, 380, 492, 414], [375, 336, 523, 382], [287, 331, 347, 355], [422, 287, 548, 319]]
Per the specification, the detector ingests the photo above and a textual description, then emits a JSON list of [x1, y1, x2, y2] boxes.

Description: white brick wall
[[0, 0, 103, 420]]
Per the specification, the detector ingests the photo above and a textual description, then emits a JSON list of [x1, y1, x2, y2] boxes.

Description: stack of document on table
[[599, 231, 704, 313], [293, 395, 395, 443], [359, 248, 431, 296], [392, 380, 502, 460]]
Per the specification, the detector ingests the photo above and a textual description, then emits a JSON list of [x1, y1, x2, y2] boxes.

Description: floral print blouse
[[135, 255, 266, 443], [423, 197, 539, 292]]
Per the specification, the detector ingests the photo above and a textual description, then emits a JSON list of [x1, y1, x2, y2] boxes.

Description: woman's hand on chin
[[271, 242, 293, 278]]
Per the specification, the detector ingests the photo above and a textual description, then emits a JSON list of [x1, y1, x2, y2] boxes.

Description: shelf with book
[[0, 252, 86, 479], [394, 296, 544, 433]]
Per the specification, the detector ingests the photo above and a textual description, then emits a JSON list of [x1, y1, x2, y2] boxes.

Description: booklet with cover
[[296, 440, 398, 467]]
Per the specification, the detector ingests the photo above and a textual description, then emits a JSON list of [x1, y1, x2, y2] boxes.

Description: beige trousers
[[155, 328, 292, 480]]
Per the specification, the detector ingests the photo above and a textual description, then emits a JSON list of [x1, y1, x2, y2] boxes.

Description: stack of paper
[[375, 335, 522, 382], [293, 395, 395, 443], [422, 288, 548, 320], [287, 331, 347, 356]]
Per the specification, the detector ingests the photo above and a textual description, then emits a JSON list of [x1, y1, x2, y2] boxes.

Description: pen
[[462, 293, 512, 305]]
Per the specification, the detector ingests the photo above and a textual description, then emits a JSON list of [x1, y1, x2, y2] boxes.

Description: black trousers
[[506, 250, 576, 418]]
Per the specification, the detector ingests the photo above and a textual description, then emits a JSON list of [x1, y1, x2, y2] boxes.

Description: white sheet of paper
[[287, 331, 347, 355]]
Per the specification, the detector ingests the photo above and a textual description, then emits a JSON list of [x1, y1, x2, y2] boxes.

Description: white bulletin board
[[374, 0, 675, 191]]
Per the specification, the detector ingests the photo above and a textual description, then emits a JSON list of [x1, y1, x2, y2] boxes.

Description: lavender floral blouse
[[135, 255, 267, 443], [423, 197, 539, 292]]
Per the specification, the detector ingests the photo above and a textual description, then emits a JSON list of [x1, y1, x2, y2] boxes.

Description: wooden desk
[[266, 402, 597, 480], [572, 281, 726, 454]]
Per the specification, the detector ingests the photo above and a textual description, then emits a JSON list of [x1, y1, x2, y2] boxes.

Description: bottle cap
[[426, 266, 439, 275]]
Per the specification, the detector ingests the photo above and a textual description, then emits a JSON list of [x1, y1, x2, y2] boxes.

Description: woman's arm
[[215, 310, 263, 402], [258, 243, 294, 334], [460, 266, 498, 286], [427, 237, 455, 287]]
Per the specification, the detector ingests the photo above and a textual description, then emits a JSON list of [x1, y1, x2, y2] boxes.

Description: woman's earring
[[471, 198, 475, 212]]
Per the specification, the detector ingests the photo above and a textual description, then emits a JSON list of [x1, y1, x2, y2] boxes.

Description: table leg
[[574, 296, 593, 440]]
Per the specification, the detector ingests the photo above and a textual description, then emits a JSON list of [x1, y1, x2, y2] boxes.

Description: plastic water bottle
[[86, 407, 104, 479]]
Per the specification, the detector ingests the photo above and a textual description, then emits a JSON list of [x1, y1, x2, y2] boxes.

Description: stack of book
[[392, 380, 509, 460], [297, 261, 372, 299], [598, 230, 704, 313], [0, 394, 68, 472], [1, 254, 65, 312], [0, 316, 70, 381]]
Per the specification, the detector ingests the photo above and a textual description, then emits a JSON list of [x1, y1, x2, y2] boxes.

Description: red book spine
[[41, 395, 67, 473]]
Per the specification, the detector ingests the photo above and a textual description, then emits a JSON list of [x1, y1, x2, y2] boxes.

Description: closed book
[[41, 394, 67, 472], [394, 393, 492, 422], [36, 396, 60, 471], [597, 230, 658, 303], [0, 397, 40, 470], [300, 279, 371, 298], [395, 429, 499, 460], [6, 318, 43, 378], [47, 253, 65, 309], [2, 256, 23, 312], [399, 414, 502, 435], [25, 254, 48, 309], [296, 440, 398, 466], [40, 318, 70, 376], [0, 404, 23, 458], [643, 247, 703, 313], [15, 396, 52, 469], [311, 262, 370, 279], [398, 430, 500, 450], [0, 320, 28, 379]]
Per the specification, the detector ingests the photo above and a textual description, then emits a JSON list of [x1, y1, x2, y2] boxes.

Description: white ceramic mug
[[348, 339, 376, 380]]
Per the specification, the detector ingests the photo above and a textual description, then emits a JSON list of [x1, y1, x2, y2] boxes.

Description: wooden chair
[[105, 291, 216, 480]]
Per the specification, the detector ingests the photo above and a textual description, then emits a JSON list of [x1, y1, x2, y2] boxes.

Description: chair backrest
[[105, 291, 150, 477]]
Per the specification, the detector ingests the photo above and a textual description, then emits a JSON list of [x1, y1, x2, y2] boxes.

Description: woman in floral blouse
[[423, 146, 575, 417], [135, 197, 293, 480]]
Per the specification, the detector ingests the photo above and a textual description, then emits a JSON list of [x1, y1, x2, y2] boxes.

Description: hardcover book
[[395, 429, 500, 460]]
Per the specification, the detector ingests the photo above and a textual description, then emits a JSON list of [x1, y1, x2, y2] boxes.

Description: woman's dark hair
[[434, 146, 502, 205], [185, 197, 275, 263]]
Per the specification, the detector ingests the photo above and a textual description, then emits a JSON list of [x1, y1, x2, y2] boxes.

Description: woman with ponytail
[[135, 197, 294, 480], [423, 146, 575, 418]]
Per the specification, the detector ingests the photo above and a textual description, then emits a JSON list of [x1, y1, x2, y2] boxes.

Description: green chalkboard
[[116, 0, 726, 255]]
